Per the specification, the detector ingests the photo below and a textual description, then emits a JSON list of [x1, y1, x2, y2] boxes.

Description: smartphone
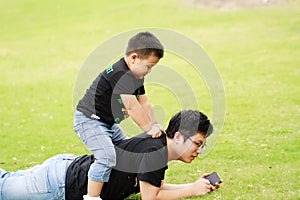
[[205, 172, 222, 186]]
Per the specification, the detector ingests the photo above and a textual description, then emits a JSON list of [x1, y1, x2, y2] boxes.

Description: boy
[[74, 32, 164, 200]]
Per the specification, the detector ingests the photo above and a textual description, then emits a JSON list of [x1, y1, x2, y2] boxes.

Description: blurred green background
[[0, 0, 299, 199]]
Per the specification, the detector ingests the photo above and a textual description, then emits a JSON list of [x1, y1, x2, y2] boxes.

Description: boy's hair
[[165, 110, 213, 140], [125, 32, 164, 59]]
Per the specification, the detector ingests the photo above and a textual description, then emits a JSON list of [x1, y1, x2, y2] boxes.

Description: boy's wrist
[[141, 124, 152, 132], [146, 125, 161, 137]]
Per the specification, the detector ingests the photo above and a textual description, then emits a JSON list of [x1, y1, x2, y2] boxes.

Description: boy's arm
[[120, 94, 152, 132], [137, 94, 157, 125], [139, 177, 216, 200], [138, 94, 164, 136]]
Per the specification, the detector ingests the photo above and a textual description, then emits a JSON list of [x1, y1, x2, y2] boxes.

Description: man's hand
[[201, 173, 222, 189], [190, 178, 212, 196]]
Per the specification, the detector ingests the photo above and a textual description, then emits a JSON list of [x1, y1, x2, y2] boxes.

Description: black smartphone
[[205, 172, 222, 186]]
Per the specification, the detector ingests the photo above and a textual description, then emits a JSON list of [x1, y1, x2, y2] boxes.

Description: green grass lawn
[[0, 0, 299, 199]]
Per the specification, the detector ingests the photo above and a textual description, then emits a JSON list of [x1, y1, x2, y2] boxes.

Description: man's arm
[[139, 178, 215, 200]]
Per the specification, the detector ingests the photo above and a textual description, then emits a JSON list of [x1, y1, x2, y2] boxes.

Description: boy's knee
[[94, 147, 116, 168]]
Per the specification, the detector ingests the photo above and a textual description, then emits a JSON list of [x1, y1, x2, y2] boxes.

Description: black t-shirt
[[65, 133, 168, 200], [76, 58, 145, 125]]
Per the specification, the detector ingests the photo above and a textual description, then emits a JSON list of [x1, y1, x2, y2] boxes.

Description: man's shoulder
[[117, 133, 166, 152], [114, 134, 168, 174]]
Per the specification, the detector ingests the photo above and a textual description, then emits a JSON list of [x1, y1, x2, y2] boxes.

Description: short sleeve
[[135, 85, 145, 96], [112, 71, 143, 95], [137, 166, 167, 187], [136, 146, 168, 187]]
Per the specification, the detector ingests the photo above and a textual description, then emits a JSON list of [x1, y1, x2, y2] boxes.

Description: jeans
[[73, 110, 127, 182], [0, 154, 76, 200]]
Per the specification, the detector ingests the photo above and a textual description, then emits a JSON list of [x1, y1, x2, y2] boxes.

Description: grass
[[0, 0, 299, 199]]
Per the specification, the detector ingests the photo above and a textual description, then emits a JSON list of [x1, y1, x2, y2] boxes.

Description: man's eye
[[196, 142, 201, 147]]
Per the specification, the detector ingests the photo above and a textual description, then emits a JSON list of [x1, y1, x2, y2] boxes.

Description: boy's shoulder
[[104, 58, 129, 75]]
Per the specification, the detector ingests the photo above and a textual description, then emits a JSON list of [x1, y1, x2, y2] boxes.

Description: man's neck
[[166, 137, 178, 161]]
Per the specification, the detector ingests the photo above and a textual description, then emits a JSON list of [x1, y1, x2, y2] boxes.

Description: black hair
[[165, 110, 213, 139], [125, 32, 164, 59]]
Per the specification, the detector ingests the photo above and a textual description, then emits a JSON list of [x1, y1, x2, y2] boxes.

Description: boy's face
[[177, 132, 206, 163], [127, 53, 160, 79]]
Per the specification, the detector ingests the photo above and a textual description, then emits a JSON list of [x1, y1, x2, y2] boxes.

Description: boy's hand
[[146, 124, 163, 138], [153, 123, 164, 131]]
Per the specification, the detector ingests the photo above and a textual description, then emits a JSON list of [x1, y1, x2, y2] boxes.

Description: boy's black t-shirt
[[65, 133, 168, 200], [76, 58, 145, 125]]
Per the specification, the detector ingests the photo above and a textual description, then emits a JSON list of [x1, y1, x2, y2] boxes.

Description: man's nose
[[196, 148, 202, 154]]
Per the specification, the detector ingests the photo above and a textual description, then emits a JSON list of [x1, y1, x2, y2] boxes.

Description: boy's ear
[[129, 53, 139, 64]]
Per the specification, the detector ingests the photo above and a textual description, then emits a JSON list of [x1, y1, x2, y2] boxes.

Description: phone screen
[[205, 172, 221, 186]]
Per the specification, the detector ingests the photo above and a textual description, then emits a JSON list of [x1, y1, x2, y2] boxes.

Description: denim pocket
[[27, 166, 52, 194]]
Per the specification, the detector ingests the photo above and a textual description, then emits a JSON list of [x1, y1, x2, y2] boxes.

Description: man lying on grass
[[0, 110, 221, 200]]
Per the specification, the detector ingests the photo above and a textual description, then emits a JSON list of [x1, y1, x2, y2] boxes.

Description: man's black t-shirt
[[76, 58, 145, 125], [65, 133, 168, 200]]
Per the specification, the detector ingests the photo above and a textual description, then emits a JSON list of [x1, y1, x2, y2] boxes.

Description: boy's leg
[[85, 134, 116, 198], [85, 124, 126, 200], [86, 179, 104, 199], [74, 111, 116, 198], [85, 124, 127, 200], [111, 123, 128, 144]]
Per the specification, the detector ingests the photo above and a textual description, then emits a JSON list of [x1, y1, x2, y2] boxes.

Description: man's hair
[[165, 110, 213, 140], [125, 32, 164, 59]]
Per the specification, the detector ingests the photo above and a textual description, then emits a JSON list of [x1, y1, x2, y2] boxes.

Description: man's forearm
[[140, 178, 213, 200], [161, 183, 193, 191], [142, 185, 195, 200], [139, 181, 196, 200]]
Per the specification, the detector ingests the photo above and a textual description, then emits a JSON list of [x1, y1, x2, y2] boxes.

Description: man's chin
[[181, 158, 193, 163]]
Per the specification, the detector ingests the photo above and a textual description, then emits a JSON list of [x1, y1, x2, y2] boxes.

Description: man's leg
[[0, 154, 75, 200]]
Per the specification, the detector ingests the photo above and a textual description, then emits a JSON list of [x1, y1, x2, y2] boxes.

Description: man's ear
[[174, 132, 184, 144]]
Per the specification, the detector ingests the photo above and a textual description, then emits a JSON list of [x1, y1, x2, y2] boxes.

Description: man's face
[[129, 53, 160, 79], [178, 132, 206, 163]]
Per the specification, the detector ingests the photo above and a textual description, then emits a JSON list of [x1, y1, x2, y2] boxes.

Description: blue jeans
[[73, 110, 127, 182], [0, 154, 76, 200]]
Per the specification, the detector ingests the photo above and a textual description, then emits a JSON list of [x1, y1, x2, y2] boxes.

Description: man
[[0, 110, 221, 200]]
